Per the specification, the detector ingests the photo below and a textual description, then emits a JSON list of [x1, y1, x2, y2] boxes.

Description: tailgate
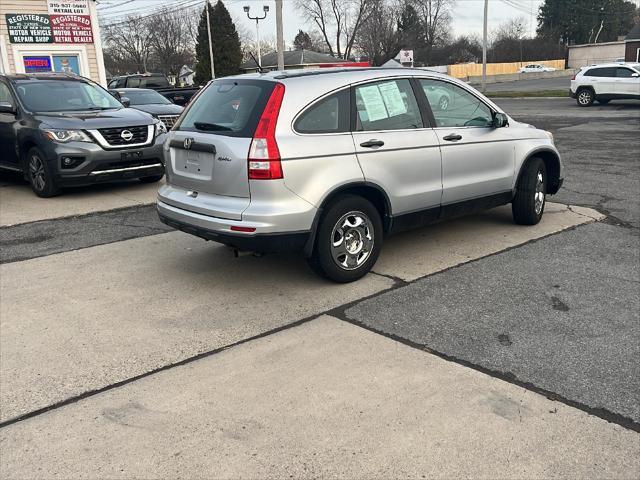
[[167, 131, 251, 198]]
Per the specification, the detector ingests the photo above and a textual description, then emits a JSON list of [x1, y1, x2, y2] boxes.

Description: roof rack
[[273, 66, 445, 80]]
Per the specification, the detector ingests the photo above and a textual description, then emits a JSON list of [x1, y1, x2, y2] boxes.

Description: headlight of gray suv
[[43, 129, 93, 143], [154, 120, 167, 137]]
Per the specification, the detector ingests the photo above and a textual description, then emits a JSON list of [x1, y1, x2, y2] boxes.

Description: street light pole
[[244, 5, 269, 68], [482, 0, 488, 92], [205, 0, 215, 79]]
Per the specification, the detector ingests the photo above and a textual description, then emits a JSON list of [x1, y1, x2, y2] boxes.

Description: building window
[[21, 54, 81, 75]]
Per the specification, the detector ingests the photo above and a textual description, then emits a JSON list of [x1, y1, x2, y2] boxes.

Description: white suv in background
[[570, 63, 640, 106]]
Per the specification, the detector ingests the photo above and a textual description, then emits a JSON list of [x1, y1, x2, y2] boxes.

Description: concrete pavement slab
[[0, 232, 392, 422], [0, 179, 161, 227], [346, 221, 640, 425], [373, 202, 603, 281], [1, 316, 637, 479]]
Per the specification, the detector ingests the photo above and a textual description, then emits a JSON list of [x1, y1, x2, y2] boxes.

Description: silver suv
[[157, 69, 563, 282]]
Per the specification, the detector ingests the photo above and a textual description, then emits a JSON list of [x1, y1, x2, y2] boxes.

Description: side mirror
[[0, 102, 16, 114], [632, 73, 639, 78], [120, 96, 131, 108], [493, 112, 509, 128]]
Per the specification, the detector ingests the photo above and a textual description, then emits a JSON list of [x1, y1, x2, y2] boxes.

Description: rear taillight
[[248, 83, 285, 180], [571, 74, 576, 80]]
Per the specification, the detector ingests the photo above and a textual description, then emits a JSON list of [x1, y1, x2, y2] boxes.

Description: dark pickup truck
[[107, 73, 200, 106]]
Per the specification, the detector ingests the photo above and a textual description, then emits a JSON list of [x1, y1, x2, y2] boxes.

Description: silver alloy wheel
[[534, 171, 545, 215], [439, 96, 449, 110], [29, 154, 46, 192], [578, 91, 592, 105], [330, 210, 374, 271]]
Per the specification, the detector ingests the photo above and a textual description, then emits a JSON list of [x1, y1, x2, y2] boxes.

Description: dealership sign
[[6, 14, 53, 44], [47, 0, 90, 16], [50, 14, 93, 43], [6, 11, 94, 44]]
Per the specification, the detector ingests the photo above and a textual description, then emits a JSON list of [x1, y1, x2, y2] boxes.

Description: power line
[[100, 0, 202, 27]]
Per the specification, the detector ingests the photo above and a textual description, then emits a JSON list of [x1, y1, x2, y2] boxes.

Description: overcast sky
[[97, 0, 625, 48]]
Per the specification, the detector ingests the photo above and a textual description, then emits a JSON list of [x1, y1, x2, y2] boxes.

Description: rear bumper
[[157, 200, 310, 253]]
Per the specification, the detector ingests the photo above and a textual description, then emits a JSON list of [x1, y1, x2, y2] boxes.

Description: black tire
[[25, 147, 61, 198], [139, 173, 164, 183], [576, 88, 594, 107], [512, 157, 547, 225], [597, 99, 610, 105], [307, 195, 383, 283]]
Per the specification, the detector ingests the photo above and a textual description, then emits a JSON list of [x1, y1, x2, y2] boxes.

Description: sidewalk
[[2, 316, 637, 479]]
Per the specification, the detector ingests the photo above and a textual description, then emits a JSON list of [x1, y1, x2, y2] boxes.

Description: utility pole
[[244, 5, 270, 68], [205, 0, 215, 79], [482, 0, 488, 92], [275, 0, 284, 70]]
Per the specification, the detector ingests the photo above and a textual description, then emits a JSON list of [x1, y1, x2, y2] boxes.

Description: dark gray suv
[[0, 73, 167, 197]]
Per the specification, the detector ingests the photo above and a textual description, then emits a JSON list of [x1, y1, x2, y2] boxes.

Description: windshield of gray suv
[[121, 89, 171, 105], [14, 79, 122, 113]]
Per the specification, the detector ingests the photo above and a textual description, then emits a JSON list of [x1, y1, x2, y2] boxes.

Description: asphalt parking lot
[[0, 97, 638, 478]]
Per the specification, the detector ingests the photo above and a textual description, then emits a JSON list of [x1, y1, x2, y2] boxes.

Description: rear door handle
[[360, 139, 384, 148], [443, 134, 462, 142]]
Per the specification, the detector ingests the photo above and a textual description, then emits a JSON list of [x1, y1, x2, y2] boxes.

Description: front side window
[[294, 89, 350, 134], [14, 79, 122, 112], [616, 68, 635, 78], [354, 79, 423, 131], [419, 79, 493, 128]]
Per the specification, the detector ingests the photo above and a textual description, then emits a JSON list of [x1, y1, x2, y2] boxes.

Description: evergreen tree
[[537, 0, 636, 45], [293, 30, 314, 50], [194, 0, 242, 84]]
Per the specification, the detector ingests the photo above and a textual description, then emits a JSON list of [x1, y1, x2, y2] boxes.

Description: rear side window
[[175, 79, 274, 137], [126, 77, 140, 87], [294, 89, 350, 134], [140, 76, 168, 88], [354, 79, 423, 131], [585, 68, 615, 77], [0, 82, 14, 106]]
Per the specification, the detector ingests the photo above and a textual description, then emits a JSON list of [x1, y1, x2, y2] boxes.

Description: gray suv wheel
[[308, 195, 383, 282]]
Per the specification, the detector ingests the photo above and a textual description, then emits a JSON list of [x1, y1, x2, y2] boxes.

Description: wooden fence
[[447, 59, 566, 78]]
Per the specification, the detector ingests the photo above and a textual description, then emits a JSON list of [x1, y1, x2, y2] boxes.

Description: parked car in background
[[518, 64, 557, 73], [570, 62, 640, 106], [157, 68, 563, 282], [110, 88, 184, 129], [107, 73, 199, 106], [0, 73, 166, 197]]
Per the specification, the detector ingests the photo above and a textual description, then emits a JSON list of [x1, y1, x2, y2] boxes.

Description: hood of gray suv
[[36, 107, 155, 130]]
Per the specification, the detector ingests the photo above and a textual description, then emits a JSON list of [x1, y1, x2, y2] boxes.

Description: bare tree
[[355, 0, 400, 65], [103, 15, 153, 73], [241, 36, 277, 62], [296, 0, 374, 59], [409, 0, 453, 63], [147, 7, 195, 75]]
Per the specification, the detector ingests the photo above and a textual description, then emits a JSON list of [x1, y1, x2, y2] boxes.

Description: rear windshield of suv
[[175, 79, 274, 137]]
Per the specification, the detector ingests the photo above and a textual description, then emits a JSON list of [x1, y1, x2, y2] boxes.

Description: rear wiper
[[194, 121, 232, 131]]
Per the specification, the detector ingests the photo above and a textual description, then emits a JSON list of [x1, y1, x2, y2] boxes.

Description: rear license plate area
[[174, 150, 213, 178]]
